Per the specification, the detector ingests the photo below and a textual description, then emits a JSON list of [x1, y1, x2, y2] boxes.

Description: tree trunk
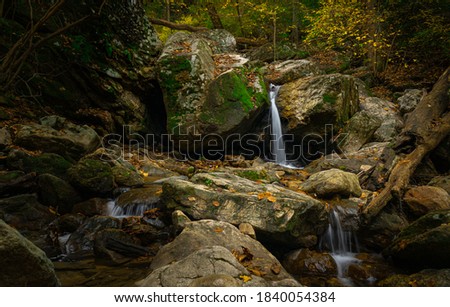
[[362, 67, 450, 221], [290, 0, 299, 44], [235, 0, 245, 37], [205, 2, 223, 29]]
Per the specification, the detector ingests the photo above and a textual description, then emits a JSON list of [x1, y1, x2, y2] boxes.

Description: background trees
[[143, 0, 449, 79]]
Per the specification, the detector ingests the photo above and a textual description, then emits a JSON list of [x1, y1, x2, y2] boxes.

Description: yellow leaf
[[271, 263, 281, 275], [247, 267, 266, 277], [188, 196, 196, 201], [239, 275, 252, 283], [214, 227, 223, 233], [212, 201, 220, 207], [257, 192, 265, 200], [267, 196, 277, 203]]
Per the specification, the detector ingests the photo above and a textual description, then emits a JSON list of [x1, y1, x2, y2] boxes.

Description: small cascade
[[320, 208, 360, 286], [269, 84, 287, 165], [105, 200, 152, 218]]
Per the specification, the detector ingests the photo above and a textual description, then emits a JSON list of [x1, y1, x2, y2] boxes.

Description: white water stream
[[320, 208, 361, 286], [269, 84, 287, 165]]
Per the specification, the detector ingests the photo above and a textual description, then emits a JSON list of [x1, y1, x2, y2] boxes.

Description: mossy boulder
[[378, 269, 450, 286], [199, 69, 268, 135], [7, 149, 72, 179], [157, 32, 215, 132], [0, 219, 60, 286], [383, 209, 450, 269], [157, 32, 269, 152], [68, 158, 115, 194]]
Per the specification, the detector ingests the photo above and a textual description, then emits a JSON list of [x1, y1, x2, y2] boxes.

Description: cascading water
[[320, 208, 360, 286], [105, 200, 152, 218], [269, 84, 287, 165]]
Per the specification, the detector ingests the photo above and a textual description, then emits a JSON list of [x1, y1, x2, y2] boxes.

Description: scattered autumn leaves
[[232, 246, 281, 283]]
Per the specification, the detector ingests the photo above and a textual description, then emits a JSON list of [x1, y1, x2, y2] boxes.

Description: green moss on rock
[[68, 158, 114, 194]]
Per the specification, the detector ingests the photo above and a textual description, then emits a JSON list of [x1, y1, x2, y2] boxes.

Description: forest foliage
[[144, 0, 449, 74]]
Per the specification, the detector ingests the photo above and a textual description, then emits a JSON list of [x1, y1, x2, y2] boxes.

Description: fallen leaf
[[409, 280, 418, 287], [247, 267, 266, 277], [212, 201, 220, 207], [258, 192, 265, 200], [267, 195, 277, 203], [214, 227, 223, 233], [271, 263, 281, 275], [188, 196, 196, 201], [144, 208, 160, 218], [239, 275, 252, 283]]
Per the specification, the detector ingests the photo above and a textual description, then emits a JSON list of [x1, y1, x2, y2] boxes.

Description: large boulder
[[337, 111, 381, 153], [265, 59, 323, 85], [359, 97, 403, 142], [137, 220, 300, 287], [198, 29, 237, 53], [276, 74, 360, 147], [38, 174, 82, 214], [397, 89, 423, 115], [0, 219, 59, 286], [404, 186, 450, 217], [383, 210, 450, 269], [7, 149, 72, 179], [301, 169, 362, 199], [378, 269, 450, 286], [162, 172, 328, 247], [157, 32, 268, 152], [68, 158, 115, 194], [12, 116, 100, 160], [358, 209, 409, 251]]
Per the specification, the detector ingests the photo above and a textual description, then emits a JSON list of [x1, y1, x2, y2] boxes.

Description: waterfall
[[105, 200, 152, 218], [320, 208, 360, 286], [269, 84, 287, 165]]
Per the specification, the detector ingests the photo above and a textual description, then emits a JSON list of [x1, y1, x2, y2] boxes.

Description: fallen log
[[149, 18, 267, 47], [362, 67, 450, 221]]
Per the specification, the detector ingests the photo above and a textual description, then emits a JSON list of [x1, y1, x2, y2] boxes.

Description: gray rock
[[172, 210, 191, 232], [397, 89, 424, 115], [137, 220, 300, 287], [162, 172, 328, 247], [360, 97, 403, 142], [277, 74, 360, 139], [301, 169, 362, 199], [198, 29, 236, 53], [0, 219, 59, 286], [137, 246, 249, 286], [337, 110, 381, 153], [13, 116, 100, 160], [266, 59, 323, 84]]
